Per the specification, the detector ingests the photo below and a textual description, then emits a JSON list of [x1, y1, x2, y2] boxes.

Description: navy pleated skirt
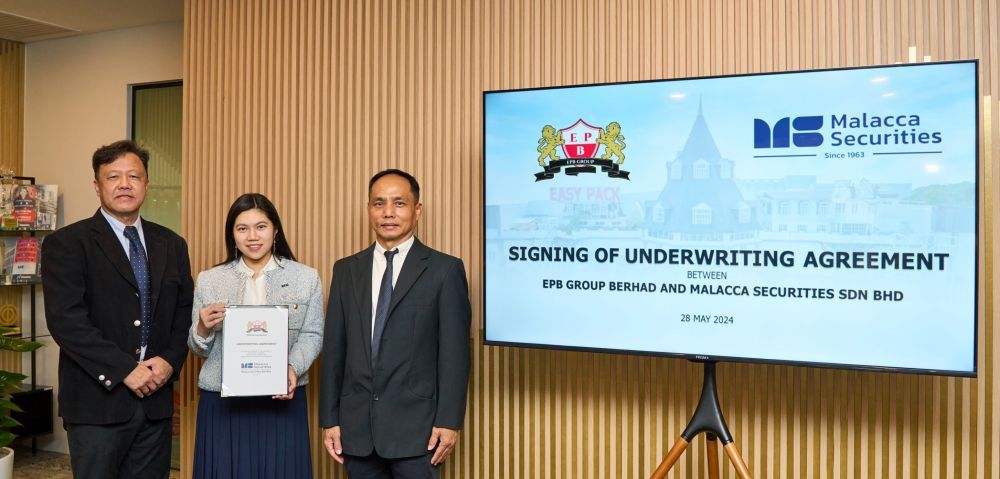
[[193, 387, 313, 479]]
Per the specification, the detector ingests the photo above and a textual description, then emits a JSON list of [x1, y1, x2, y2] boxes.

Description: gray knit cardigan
[[187, 257, 324, 392]]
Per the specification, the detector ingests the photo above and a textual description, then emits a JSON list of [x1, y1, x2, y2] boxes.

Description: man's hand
[[323, 426, 344, 464], [427, 427, 459, 466], [122, 364, 155, 398], [141, 356, 174, 390], [273, 365, 297, 400]]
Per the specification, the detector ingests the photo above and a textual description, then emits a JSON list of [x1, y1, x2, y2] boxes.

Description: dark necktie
[[123, 226, 152, 353], [371, 248, 398, 367]]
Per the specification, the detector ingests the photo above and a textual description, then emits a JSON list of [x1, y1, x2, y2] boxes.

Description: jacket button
[[373, 393, 379, 401], [104, 380, 112, 387], [133, 320, 141, 327], [98, 374, 105, 381]]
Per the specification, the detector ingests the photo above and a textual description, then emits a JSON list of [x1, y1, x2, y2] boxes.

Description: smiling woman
[[187, 193, 323, 479], [232, 208, 275, 272]]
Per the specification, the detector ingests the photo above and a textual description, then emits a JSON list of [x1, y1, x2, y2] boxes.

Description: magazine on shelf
[[0, 237, 42, 283], [5, 184, 58, 231]]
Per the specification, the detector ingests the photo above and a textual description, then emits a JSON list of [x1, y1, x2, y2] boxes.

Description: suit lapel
[[388, 239, 429, 317], [89, 211, 137, 291], [351, 246, 375, 365], [143, 220, 168, 314]]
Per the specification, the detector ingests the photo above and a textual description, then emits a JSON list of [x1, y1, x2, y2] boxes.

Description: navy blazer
[[319, 238, 471, 459], [42, 210, 193, 424]]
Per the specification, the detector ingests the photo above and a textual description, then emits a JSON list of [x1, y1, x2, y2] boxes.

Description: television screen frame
[[481, 60, 980, 378]]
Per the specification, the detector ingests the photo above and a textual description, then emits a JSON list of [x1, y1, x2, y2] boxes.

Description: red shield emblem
[[559, 119, 601, 158]]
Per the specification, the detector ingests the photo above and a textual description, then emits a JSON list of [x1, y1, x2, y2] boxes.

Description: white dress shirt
[[236, 254, 279, 305], [370, 235, 415, 340], [99, 208, 147, 259]]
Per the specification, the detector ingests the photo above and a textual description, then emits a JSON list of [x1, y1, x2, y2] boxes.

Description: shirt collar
[[99, 208, 144, 238], [237, 254, 280, 277], [374, 235, 415, 256]]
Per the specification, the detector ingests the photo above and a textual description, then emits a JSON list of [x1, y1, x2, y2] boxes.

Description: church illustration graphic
[[645, 102, 759, 242]]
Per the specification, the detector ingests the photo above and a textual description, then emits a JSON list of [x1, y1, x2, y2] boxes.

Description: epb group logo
[[754, 116, 824, 148]]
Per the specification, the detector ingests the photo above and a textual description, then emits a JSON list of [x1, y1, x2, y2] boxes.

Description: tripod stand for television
[[650, 361, 751, 479]]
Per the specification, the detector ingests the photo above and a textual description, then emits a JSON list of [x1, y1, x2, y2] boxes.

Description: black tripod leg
[[651, 362, 753, 479]]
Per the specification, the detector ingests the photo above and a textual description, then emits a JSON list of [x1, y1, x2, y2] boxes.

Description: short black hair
[[368, 169, 420, 202], [92, 140, 150, 178], [217, 193, 297, 266]]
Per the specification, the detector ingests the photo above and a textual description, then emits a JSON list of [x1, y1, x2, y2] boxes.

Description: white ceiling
[[0, 0, 182, 42]]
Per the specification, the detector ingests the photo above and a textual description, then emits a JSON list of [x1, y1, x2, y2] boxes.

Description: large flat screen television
[[483, 60, 978, 377]]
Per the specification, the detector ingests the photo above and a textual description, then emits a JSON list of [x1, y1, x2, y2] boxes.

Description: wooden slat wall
[[180, 1, 1000, 478], [0, 39, 24, 377], [0, 39, 21, 175]]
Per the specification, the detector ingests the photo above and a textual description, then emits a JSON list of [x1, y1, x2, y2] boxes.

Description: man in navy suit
[[43, 140, 193, 479], [320, 169, 471, 478]]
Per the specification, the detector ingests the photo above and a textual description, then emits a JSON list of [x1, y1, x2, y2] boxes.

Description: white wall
[[22, 21, 182, 453]]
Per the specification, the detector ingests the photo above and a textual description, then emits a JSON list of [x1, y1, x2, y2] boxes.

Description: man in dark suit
[[320, 169, 471, 478], [42, 140, 193, 479]]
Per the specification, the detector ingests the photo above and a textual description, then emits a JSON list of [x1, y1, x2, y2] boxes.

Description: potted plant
[[0, 326, 42, 478]]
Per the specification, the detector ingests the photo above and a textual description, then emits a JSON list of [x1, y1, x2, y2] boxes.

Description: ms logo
[[754, 116, 824, 148]]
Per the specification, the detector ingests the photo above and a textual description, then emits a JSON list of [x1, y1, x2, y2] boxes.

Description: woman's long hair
[[217, 193, 296, 266]]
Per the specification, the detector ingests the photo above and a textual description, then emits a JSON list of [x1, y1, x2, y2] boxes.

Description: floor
[[11, 442, 181, 478], [12, 386, 183, 478], [10, 447, 72, 479]]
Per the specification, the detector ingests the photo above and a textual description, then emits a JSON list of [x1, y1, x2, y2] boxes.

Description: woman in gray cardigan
[[188, 193, 323, 479]]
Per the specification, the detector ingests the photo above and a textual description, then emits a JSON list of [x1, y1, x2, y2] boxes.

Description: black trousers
[[66, 402, 172, 479], [344, 451, 440, 479]]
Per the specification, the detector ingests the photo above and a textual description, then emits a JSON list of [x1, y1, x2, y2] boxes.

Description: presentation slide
[[484, 61, 978, 376]]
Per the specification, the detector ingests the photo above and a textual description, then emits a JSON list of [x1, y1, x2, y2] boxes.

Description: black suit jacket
[[42, 210, 193, 425], [319, 238, 471, 459]]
